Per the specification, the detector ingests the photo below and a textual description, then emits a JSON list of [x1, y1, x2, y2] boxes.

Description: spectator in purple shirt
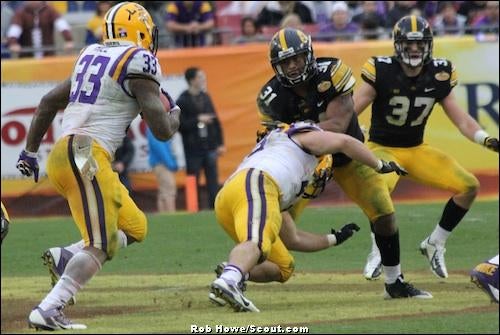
[[319, 1, 359, 41], [165, 1, 215, 48]]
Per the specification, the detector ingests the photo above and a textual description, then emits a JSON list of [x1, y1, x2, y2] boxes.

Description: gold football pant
[[290, 159, 395, 223], [367, 142, 479, 196], [215, 168, 295, 282], [46, 135, 147, 259]]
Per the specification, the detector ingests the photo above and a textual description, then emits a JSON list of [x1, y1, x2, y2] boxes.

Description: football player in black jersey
[[255, 28, 431, 299], [354, 15, 499, 280]]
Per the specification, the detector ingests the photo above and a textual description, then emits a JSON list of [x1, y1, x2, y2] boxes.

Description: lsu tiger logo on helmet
[[102, 2, 158, 55]]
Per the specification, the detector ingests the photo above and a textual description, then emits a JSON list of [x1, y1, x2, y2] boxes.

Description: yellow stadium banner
[[1, 37, 498, 198]]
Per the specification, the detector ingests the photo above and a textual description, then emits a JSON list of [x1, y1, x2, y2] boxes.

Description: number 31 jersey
[[361, 56, 457, 147], [61, 42, 162, 156]]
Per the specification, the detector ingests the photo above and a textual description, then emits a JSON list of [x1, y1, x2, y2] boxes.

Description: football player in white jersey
[[210, 122, 409, 312], [16, 2, 180, 330]]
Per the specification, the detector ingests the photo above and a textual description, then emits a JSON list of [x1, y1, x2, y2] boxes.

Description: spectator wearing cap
[[319, 1, 360, 41]]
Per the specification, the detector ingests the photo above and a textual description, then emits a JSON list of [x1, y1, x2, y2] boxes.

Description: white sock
[[117, 229, 128, 249], [65, 230, 128, 254], [64, 240, 85, 255], [370, 232, 379, 254], [489, 255, 499, 265], [220, 264, 243, 284], [39, 250, 102, 310], [429, 225, 451, 246], [39, 275, 81, 311], [384, 264, 401, 284]]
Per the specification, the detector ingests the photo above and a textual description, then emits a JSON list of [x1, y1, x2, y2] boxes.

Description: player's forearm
[[26, 79, 71, 152], [286, 230, 330, 252], [341, 137, 379, 170]]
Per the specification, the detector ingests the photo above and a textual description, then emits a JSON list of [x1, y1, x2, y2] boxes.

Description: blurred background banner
[[1, 37, 498, 202]]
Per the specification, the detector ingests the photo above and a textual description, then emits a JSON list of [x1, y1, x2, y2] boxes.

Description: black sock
[[438, 198, 469, 232], [375, 231, 400, 266]]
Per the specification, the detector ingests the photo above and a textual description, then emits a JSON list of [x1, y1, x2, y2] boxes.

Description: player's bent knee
[[278, 262, 295, 283], [126, 211, 148, 243]]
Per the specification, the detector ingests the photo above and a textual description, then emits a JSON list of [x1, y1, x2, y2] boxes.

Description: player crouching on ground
[[209, 121, 409, 312]]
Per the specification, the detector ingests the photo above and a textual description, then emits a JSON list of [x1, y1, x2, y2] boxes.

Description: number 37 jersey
[[62, 42, 162, 156], [361, 56, 457, 147]]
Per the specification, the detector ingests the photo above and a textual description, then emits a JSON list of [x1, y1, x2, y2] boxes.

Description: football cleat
[[28, 306, 87, 330], [42, 247, 76, 305], [420, 237, 448, 278], [210, 278, 260, 312], [210, 262, 249, 307], [470, 261, 499, 303], [363, 248, 382, 280], [384, 276, 433, 299]]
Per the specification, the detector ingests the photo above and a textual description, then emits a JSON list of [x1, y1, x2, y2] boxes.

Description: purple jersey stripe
[[108, 46, 135, 78], [68, 135, 94, 246], [91, 178, 107, 253], [245, 168, 254, 242], [257, 171, 266, 250], [117, 48, 142, 85]]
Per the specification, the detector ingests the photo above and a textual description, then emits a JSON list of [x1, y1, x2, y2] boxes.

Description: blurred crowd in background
[[1, 1, 499, 58]]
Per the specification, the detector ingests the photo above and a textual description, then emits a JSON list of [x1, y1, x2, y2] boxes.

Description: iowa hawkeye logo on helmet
[[269, 28, 318, 87], [102, 2, 158, 55]]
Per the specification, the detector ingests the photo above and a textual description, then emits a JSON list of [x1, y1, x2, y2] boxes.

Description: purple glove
[[16, 150, 39, 182], [160, 88, 176, 109]]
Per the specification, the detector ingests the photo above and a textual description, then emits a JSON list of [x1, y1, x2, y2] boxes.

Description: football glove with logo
[[16, 150, 39, 182], [376, 160, 408, 176], [484, 137, 499, 153]]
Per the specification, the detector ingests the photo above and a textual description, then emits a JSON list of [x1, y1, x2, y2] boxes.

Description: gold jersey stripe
[[361, 69, 376, 83], [331, 61, 351, 89], [112, 46, 139, 81], [450, 65, 458, 86], [335, 68, 353, 91]]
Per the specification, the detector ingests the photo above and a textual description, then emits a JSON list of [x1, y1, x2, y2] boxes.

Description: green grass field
[[1, 200, 499, 334]]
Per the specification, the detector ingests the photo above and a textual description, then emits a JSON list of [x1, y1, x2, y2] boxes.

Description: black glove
[[331, 223, 360, 246], [484, 137, 499, 153], [376, 160, 408, 176]]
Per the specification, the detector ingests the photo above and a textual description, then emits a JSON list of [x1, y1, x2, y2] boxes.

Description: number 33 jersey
[[62, 42, 162, 156], [361, 56, 457, 147]]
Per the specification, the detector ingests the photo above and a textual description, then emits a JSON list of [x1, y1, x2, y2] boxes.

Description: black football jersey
[[257, 57, 364, 167], [361, 56, 457, 147]]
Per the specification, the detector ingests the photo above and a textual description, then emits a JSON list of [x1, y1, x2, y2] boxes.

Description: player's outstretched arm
[[130, 78, 180, 141], [441, 91, 498, 153], [295, 131, 407, 175]]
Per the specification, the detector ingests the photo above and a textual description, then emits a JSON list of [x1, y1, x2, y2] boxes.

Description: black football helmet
[[269, 28, 317, 87], [393, 15, 433, 67]]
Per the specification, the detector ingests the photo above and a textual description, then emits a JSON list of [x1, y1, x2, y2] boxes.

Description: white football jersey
[[61, 41, 162, 156], [235, 122, 321, 210]]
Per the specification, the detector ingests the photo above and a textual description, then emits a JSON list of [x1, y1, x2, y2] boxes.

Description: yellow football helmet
[[102, 2, 158, 55]]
